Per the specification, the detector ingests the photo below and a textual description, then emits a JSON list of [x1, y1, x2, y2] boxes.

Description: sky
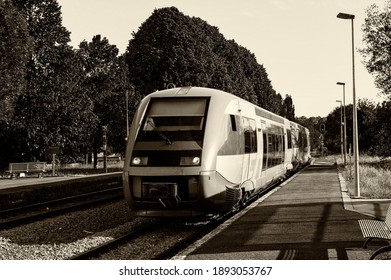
[[58, 0, 388, 118]]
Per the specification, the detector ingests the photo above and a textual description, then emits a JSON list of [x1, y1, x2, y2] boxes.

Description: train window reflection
[[244, 118, 257, 154], [145, 116, 204, 131], [218, 114, 244, 155], [141, 97, 208, 132], [266, 125, 285, 168]]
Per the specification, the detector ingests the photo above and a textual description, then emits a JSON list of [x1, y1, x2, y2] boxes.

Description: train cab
[[123, 87, 310, 217]]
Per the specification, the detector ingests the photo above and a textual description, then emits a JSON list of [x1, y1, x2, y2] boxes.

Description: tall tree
[[361, 1, 391, 96], [79, 35, 134, 165], [296, 116, 325, 153], [280, 94, 295, 121], [0, 0, 31, 122], [357, 98, 377, 153], [367, 100, 391, 156], [10, 0, 96, 162], [125, 7, 285, 115]]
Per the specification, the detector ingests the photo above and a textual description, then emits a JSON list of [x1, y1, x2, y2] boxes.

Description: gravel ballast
[[0, 200, 155, 260]]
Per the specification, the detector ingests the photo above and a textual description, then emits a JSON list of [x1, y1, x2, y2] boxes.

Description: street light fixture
[[337, 12, 360, 197], [336, 12, 355, 20], [336, 100, 343, 164], [337, 82, 347, 166]]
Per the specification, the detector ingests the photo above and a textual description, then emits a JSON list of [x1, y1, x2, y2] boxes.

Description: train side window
[[267, 134, 274, 167], [298, 131, 303, 148], [263, 132, 267, 170], [230, 115, 237, 131], [304, 133, 308, 152], [287, 129, 292, 149], [244, 118, 251, 153], [266, 125, 285, 168], [249, 119, 257, 153], [280, 132, 285, 163], [244, 118, 257, 153], [291, 130, 298, 148], [218, 115, 244, 155]]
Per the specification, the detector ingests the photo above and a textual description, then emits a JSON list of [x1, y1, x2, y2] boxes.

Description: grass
[[318, 154, 391, 199]]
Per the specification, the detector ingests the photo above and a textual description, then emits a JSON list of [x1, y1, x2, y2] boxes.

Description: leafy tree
[[125, 7, 285, 115], [325, 107, 345, 153], [322, 99, 379, 155], [13, 44, 97, 162], [0, 0, 31, 122], [10, 0, 97, 163], [357, 98, 377, 153], [79, 35, 135, 165], [253, 64, 278, 112], [280, 94, 295, 121], [296, 116, 325, 153], [367, 100, 391, 156], [361, 1, 391, 96], [109, 55, 140, 156], [126, 7, 222, 94]]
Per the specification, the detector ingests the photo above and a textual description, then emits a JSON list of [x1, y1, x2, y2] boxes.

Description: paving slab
[[178, 162, 386, 260]]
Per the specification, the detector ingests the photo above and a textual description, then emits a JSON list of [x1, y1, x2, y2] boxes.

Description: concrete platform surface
[[0, 172, 122, 192], [176, 162, 390, 260]]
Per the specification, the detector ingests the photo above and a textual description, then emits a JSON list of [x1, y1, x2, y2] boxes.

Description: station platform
[[0, 172, 122, 193], [176, 161, 391, 260], [0, 172, 122, 210]]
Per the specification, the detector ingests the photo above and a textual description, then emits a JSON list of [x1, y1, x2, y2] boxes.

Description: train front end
[[123, 87, 233, 217]]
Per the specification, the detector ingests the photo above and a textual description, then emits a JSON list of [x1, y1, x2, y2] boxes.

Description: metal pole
[[337, 12, 360, 197], [103, 125, 108, 173], [341, 103, 343, 163], [351, 18, 360, 197], [126, 89, 129, 139], [52, 154, 55, 176], [336, 100, 343, 163], [337, 82, 348, 165], [343, 83, 347, 166]]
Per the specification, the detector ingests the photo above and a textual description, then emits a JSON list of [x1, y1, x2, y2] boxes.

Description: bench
[[7, 162, 47, 179], [358, 203, 391, 259]]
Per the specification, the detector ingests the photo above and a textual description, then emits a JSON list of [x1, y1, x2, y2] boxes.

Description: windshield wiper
[[147, 119, 173, 145]]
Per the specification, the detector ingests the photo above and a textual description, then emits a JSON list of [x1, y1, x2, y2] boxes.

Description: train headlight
[[180, 156, 201, 166], [131, 157, 148, 165], [192, 157, 200, 165]]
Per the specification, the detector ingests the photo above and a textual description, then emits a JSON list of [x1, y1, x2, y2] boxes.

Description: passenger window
[[230, 115, 237, 131], [263, 132, 267, 170], [287, 129, 292, 149], [217, 115, 244, 155], [244, 118, 257, 154], [266, 125, 285, 168]]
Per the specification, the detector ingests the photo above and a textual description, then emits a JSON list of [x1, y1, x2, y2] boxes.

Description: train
[[123, 87, 311, 217]]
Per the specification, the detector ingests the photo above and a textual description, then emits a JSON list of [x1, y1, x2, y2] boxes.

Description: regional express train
[[123, 87, 310, 217]]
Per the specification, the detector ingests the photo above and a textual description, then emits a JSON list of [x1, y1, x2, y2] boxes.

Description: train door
[[260, 121, 268, 184], [241, 117, 257, 184]]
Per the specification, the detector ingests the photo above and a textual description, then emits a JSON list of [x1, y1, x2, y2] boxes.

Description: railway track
[[68, 180, 284, 260], [0, 187, 124, 229], [67, 165, 306, 260], [69, 217, 226, 260], [70, 220, 166, 260]]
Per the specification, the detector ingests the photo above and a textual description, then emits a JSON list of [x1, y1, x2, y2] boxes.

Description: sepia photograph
[[0, 0, 390, 278]]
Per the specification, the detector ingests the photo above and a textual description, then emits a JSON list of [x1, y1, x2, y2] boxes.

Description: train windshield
[[131, 97, 209, 166], [141, 98, 208, 133]]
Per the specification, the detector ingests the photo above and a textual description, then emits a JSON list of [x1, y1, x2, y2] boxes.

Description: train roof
[[145, 86, 307, 131]]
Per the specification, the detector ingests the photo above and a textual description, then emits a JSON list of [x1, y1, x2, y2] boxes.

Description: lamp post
[[337, 12, 360, 197], [336, 100, 343, 164], [337, 82, 347, 165], [125, 85, 134, 141], [125, 89, 129, 140]]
